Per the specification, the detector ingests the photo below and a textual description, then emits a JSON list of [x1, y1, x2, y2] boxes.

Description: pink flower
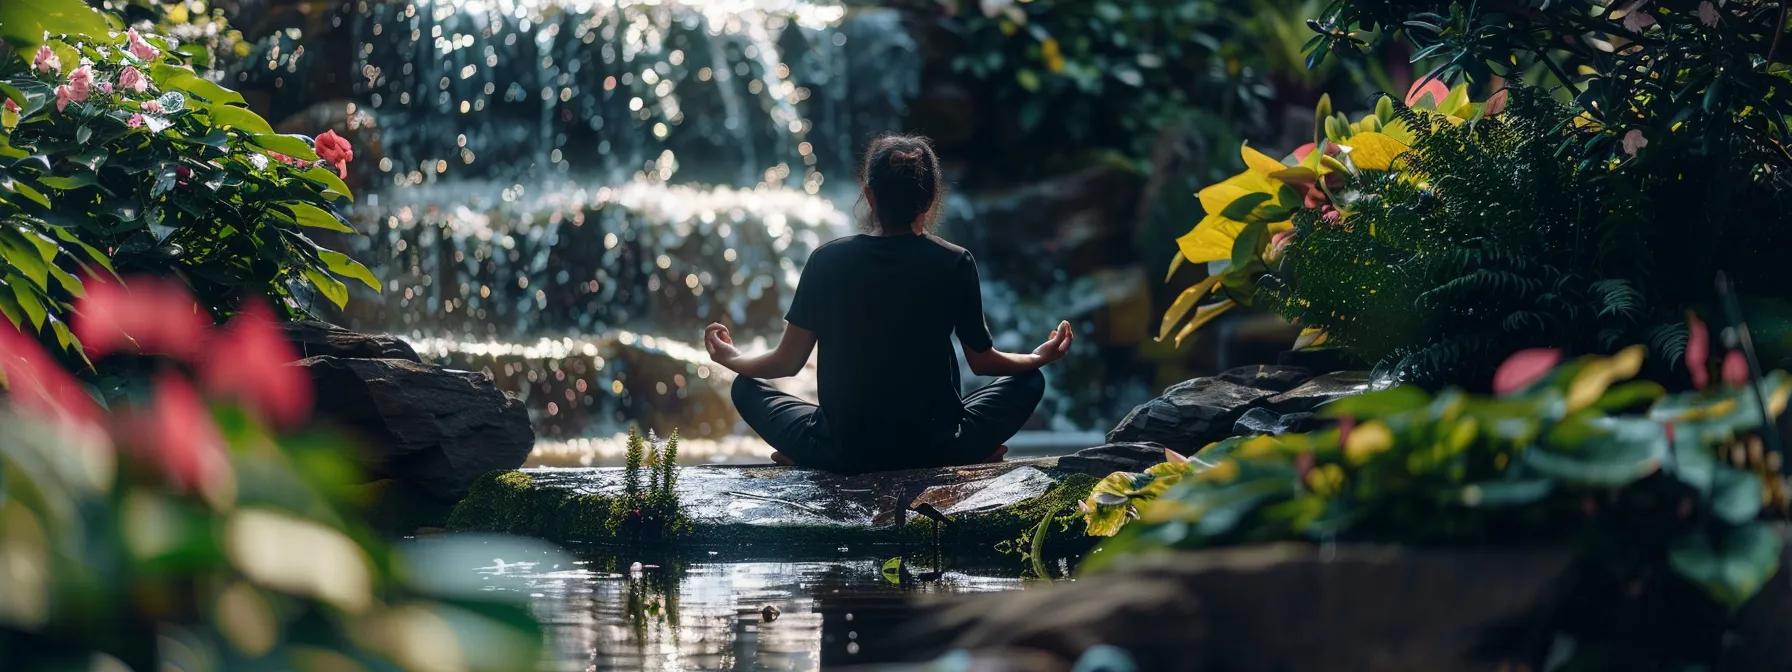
[[127, 29, 160, 61], [66, 65, 95, 101], [143, 372, 230, 497], [1687, 313, 1710, 390], [140, 99, 165, 114], [55, 85, 74, 112], [200, 301, 311, 426], [95, 81, 113, 96], [118, 65, 150, 94], [1493, 347, 1563, 396], [33, 45, 60, 74], [1721, 350, 1749, 387], [127, 114, 144, 128], [3, 98, 17, 114], [1265, 230, 1295, 263], [1483, 89, 1510, 116], [1622, 129, 1649, 156], [1698, 1, 1720, 26], [314, 129, 354, 179], [0, 323, 103, 430], [1405, 77, 1451, 108], [72, 275, 211, 360]]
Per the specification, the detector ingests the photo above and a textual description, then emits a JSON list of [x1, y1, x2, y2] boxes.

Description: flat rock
[[281, 321, 421, 362], [1264, 371, 1371, 414], [1215, 365, 1314, 392], [1057, 442, 1173, 476], [1106, 378, 1277, 454], [298, 356, 532, 501], [450, 459, 1100, 550]]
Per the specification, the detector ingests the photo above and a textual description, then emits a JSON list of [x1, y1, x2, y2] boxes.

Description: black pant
[[731, 369, 1046, 473]]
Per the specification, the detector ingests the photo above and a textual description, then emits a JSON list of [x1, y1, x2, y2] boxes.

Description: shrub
[[0, 2, 375, 361]]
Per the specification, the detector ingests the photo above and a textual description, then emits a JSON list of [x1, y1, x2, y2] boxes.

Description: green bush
[[0, 1, 375, 361]]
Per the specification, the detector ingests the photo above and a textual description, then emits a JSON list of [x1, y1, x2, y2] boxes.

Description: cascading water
[[333, 0, 925, 464]]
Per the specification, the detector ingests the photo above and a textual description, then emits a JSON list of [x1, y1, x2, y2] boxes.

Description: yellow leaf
[[1175, 213, 1248, 264], [1566, 345, 1646, 412], [1173, 299, 1236, 346], [1196, 170, 1282, 217], [1293, 327, 1329, 350], [1345, 131, 1411, 172], [1158, 274, 1223, 342], [1241, 143, 1287, 175]]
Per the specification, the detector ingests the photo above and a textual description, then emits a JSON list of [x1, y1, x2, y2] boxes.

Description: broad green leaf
[[0, 0, 114, 48], [279, 203, 354, 233], [320, 250, 380, 291], [7, 276, 48, 328], [1668, 523, 1783, 610], [1319, 385, 1429, 418], [150, 65, 247, 107], [252, 133, 319, 162], [209, 104, 277, 136], [300, 166, 355, 203], [1528, 415, 1666, 486], [304, 268, 349, 309]]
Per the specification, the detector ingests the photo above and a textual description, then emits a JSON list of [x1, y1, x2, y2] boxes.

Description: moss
[[445, 469, 1102, 560]]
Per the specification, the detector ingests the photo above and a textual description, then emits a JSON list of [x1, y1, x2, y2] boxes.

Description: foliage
[[1079, 347, 1792, 614], [0, 281, 550, 671], [1162, 84, 1790, 385], [938, 0, 1273, 164], [613, 427, 688, 541], [0, 1, 374, 362], [1307, 0, 1792, 175]]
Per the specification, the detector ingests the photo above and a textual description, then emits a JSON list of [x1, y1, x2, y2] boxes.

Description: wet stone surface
[[1264, 371, 1374, 414], [1106, 378, 1281, 454]]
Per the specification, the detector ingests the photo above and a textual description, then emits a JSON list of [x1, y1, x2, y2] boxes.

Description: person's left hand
[[704, 323, 742, 367]]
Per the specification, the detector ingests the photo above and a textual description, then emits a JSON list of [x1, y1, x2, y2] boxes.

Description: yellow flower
[[1041, 38, 1065, 74], [1344, 420, 1394, 465]]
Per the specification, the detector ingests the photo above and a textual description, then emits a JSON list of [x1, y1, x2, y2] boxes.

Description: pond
[[477, 553, 1028, 670]]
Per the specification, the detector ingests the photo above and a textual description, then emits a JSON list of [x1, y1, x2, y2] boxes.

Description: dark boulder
[[1264, 371, 1372, 414], [280, 320, 420, 362], [1058, 442, 1175, 476], [1106, 378, 1277, 454], [295, 356, 532, 501], [1215, 365, 1313, 393], [1232, 407, 1317, 436]]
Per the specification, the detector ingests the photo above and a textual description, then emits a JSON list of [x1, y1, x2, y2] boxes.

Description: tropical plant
[[0, 1, 375, 362], [615, 426, 688, 541], [939, 0, 1273, 166], [1078, 346, 1791, 618], [0, 278, 551, 671]]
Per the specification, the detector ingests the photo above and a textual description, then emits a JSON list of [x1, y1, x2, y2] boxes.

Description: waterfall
[[336, 0, 919, 464]]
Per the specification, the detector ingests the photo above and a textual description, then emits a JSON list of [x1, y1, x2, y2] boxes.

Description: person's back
[[790, 233, 987, 460], [702, 134, 1074, 473]]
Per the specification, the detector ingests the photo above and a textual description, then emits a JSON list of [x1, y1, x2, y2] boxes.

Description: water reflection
[[482, 557, 1021, 670]]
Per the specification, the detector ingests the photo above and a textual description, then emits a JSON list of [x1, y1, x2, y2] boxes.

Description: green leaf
[[1668, 523, 1783, 610], [0, 0, 114, 48], [304, 268, 349, 309], [279, 203, 354, 233], [6, 275, 48, 328], [208, 104, 277, 135], [149, 65, 246, 107], [320, 250, 380, 291], [1527, 415, 1667, 487], [300, 166, 355, 203], [1319, 386, 1429, 418], [252, 133, 319, 162], [880, 556, 903, 585]]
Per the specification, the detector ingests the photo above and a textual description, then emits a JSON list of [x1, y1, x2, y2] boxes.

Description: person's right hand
[[704, 323, 742, 368], [1031, 320, 1074, 365]]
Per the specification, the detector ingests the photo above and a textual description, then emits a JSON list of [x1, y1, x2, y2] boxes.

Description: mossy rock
[[446, 460, 1098, 558]]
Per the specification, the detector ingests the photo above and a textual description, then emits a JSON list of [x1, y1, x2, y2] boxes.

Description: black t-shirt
[[784, 233, 994, 449]]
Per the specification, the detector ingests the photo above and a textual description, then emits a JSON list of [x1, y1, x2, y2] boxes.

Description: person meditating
[[702, 135, 1074, 473]]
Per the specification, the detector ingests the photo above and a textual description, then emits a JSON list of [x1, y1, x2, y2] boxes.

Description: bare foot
[[769, 451, 795, 466], [977, 445, 1009, 464]]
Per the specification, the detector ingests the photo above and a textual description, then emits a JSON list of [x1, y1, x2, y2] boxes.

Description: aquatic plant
[[1078, 347, 1790, 619], [0, 0, 375, 361], [614, 427, 688, 541], [0, 277, 549, 670]]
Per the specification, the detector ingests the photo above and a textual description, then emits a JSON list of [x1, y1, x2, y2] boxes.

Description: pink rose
[[55, 85, 74, 112], [96, 80, 113, 96], [140, 99, 165, 114], [33, 45, 60, 74], [314, 129, 354, 178], [127, 113, 144, 128], [66, 65, 95, 101], [127, 29, 160, 61], [118, 65, 150, 94]]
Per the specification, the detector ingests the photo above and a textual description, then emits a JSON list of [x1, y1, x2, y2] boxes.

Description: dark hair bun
[[861, 135, 944, 233]]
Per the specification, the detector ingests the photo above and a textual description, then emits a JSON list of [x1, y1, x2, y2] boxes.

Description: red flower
[[314, 130, 354, 179], [1493, 348, 1563, 396], [72, 275, 210, 360], [144, 372, 231, 499], [1686, 314, 1710, 390], [200, 301, 311, 426], [0, 324, 102, 430]]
